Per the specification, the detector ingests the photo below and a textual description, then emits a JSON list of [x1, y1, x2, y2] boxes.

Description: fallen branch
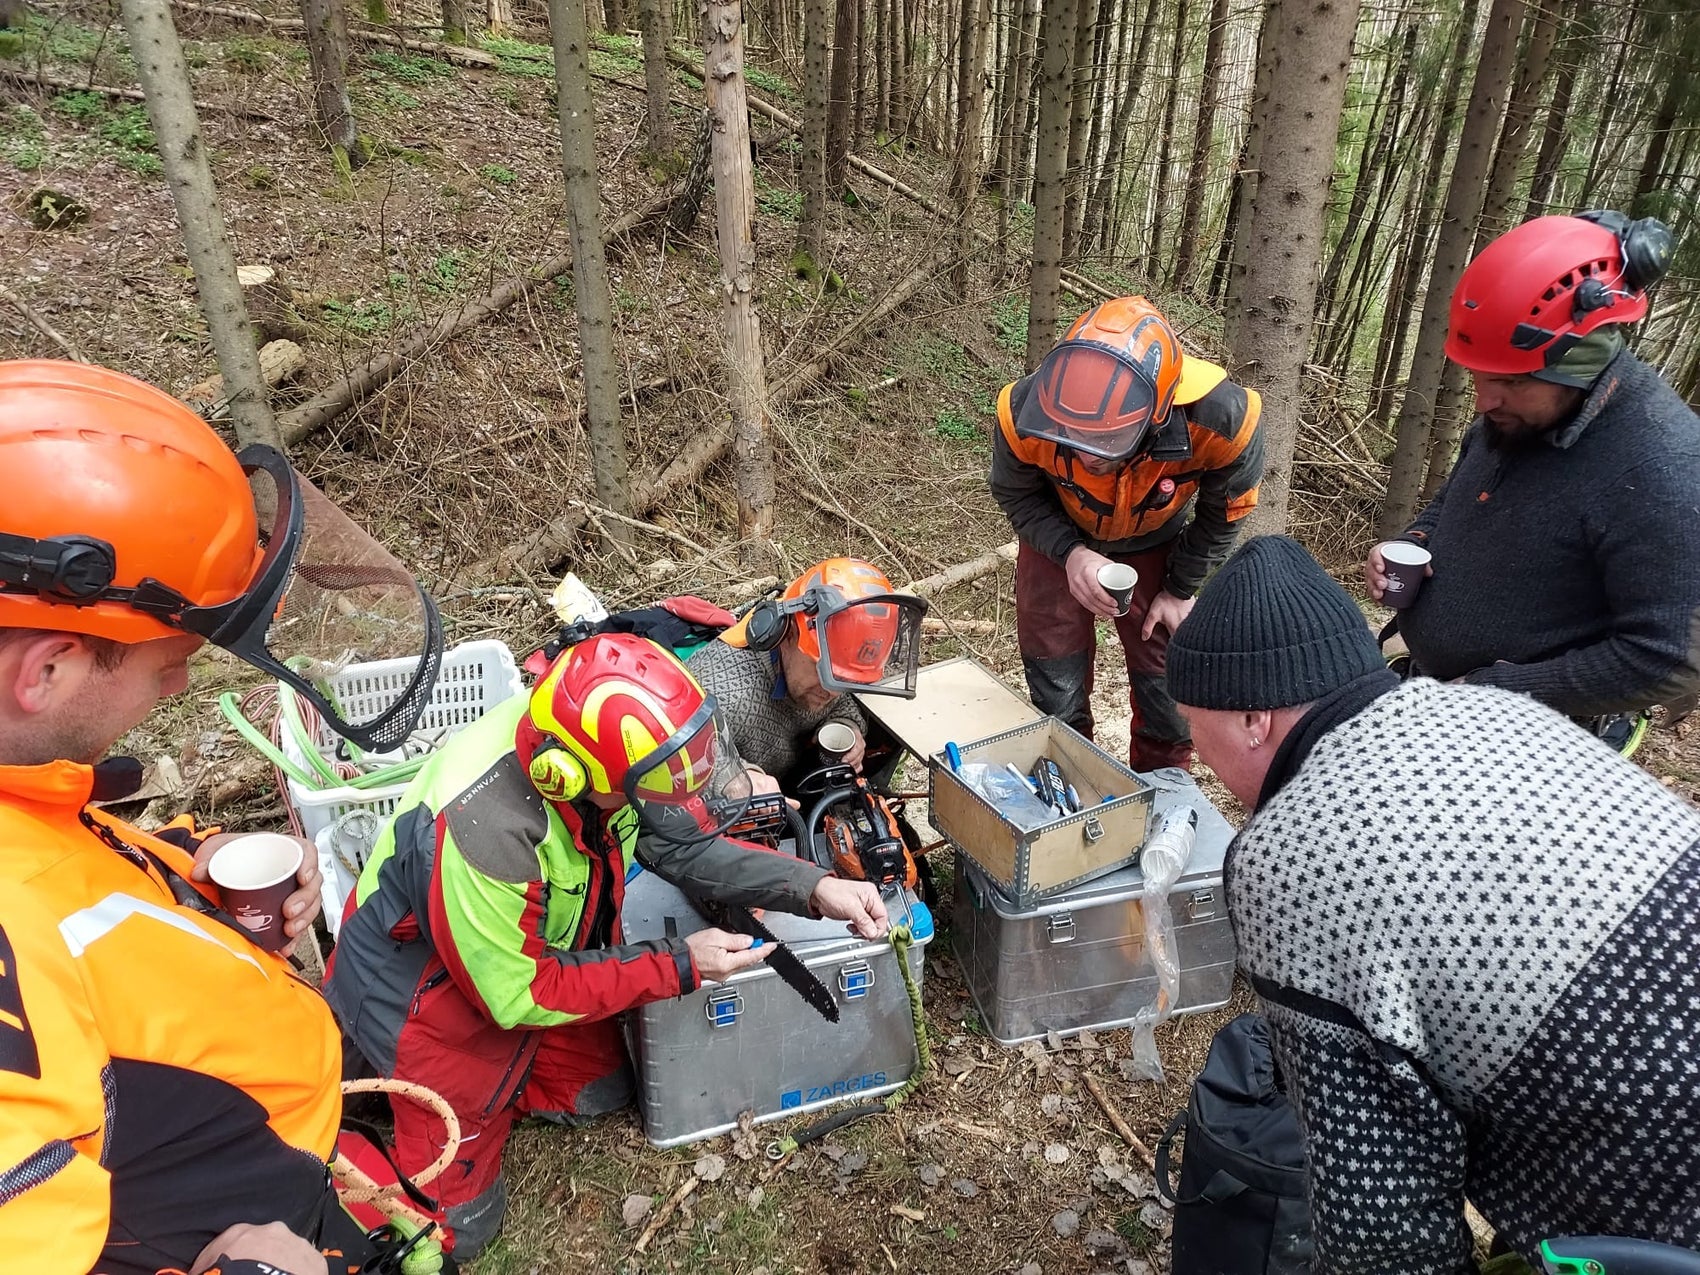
[[905, 541, 1017, 598], [1083, 1072, 1157, 1172], [665, 48, 1114, 304], [0, 281, 86, 362], [477, 245, 949, 580], [277, 190, 671, 445], [632, 1173, 699, 1254], [920, 616, 999, 635], [170, 1, 499, 66], [0, 66, 275, 119]]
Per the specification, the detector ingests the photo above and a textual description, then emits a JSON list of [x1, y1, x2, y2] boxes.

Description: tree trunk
[[1524, 13, 1576, 218], [994, 0, 1038, 264], [441, 0, 468, 43], [1218, 0, 1276, 339], [1369, 0, 1479, 429], [1631, 61, 1688, 217], [1475, 0, 1558, 241], [550, 0, 633, 542], [797, 0, 830, 265], [873, 0, 887, 133], [1084, 0, 1156, 257], [1059, 0, 1101, 260], [826, 0, 855, 188], [704, 0, 777, 566], [951, 0, 990, 295], [119, 0, 280, 449], [638, 0, 675, 156], [1142, 0, 1188, 283], [604, 0, 625, 30], [1173, 0, 1229, 291], [1230, 0, 1361, 537], [1577, 28, 1633, 206], [666, 108, 713, 234], [1381, 0, 1525, 535], [1076, 0, 1114, 256], [1025, 0, 1078, 371], [298, 0, 362, 165]]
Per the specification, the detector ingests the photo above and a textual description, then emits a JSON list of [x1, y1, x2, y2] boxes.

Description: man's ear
[[8, 634, 94, 716], [1243, 708, 1276, 746]]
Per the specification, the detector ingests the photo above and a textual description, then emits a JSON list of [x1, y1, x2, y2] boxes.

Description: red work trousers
[[1014, 538, 1193, 772]]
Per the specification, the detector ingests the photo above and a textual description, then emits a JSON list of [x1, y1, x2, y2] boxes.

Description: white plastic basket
[[281, 639, 526, 934]]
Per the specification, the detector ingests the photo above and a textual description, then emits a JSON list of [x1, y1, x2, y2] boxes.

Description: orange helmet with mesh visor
[[522, 634, 754, 844], [1016, 296, 1184, 462], [783, 559, 926, 698], [0, 360, 441, 751]]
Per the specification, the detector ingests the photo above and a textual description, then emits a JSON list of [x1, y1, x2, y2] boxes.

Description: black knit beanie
[[1166, 536, 1384, 711]]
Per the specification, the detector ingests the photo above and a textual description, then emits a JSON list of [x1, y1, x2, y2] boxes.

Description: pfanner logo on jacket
[[781, 1071, 888, 1108]]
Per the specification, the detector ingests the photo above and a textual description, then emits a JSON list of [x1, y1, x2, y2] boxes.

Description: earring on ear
[[1249, 737, 1261, 749]]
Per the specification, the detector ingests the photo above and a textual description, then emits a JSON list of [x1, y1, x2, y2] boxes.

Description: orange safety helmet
[[0, 359, 442, 752], [0, 360, 263, 644], [1016, 296, 1185, 462], [736, 558, 927, 698]]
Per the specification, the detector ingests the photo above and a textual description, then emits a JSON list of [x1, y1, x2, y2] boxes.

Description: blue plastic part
[[625, 862, 644, 883], [944, 741, 962, 772], [749, 937, 764, 949], [906, 900, 935, 942]]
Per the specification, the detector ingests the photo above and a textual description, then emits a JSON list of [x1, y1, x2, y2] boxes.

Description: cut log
[[238, 264, 310, 343], [169, 1, 500, 66], [921, 616, 1000, 635], [905, 541, 1018, 598], [277, 189, 671, 445], [0, 67, 275, 118], [182, 338, 306, 417]]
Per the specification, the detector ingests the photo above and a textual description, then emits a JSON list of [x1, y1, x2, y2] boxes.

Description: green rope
[[769, 922, 929, 1158]]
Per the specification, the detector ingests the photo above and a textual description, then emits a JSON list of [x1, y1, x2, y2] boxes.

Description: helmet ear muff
[[528, 738, 589, 802], [1576, 208, 1674, 295], [744, 599, 790, 652]]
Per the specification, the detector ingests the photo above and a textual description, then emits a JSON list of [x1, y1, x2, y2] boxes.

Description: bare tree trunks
[[1230, 0, 1362, 537], [1025, 0, 1077, 371], [704, 0, 777, 568], [120, 0, 281, 449], [298, 0, 360, 162], [796, 0, 830, 267]]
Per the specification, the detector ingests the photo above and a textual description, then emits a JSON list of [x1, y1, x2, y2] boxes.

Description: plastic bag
[[955, 762, 1058, 830], [1127, 805, 1198, 1082]]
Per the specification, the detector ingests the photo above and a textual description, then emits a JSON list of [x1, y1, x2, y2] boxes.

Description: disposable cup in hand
[[1096, 562, 1139, 616], [1379, 542, 1432, 611], [207, 833, 303, 952]]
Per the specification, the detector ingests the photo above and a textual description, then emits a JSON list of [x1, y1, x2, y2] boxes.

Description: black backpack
[[1156, 1014, 1313, 1275]]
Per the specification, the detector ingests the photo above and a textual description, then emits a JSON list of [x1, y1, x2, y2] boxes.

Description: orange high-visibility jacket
[[0, 760, 343, 1275]]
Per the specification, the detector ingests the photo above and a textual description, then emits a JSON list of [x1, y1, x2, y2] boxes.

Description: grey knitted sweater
[[1399, 350, 1700, 716], [1231, 678, 1700, 1271], [685, 639, 867, 781]]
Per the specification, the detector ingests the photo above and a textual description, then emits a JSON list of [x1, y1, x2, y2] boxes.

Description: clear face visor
[[622, 698, 755, 846], [808, 589, 927, 698], [183, 447, 442, 752]]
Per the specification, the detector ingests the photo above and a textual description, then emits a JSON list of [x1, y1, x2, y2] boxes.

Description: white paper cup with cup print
[[1379, 541, 1433, 611], [207, 833, 303, 952], [1096, 562, 1139, 616]]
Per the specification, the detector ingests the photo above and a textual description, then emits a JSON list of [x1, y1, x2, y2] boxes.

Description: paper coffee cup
[[207, 833, 303, 952], [1097, 562, 1139, 616], [1379, 541, 1432, 611], [817, 722, 856, 759]]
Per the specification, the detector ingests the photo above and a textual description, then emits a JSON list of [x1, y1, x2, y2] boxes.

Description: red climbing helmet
[[1445, 212, 1674, 376]]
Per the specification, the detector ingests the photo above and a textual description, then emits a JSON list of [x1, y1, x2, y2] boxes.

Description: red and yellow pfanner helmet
[[519, 633, 753, 843]]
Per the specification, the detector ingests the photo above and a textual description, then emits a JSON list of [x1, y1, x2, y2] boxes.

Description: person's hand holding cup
[[201, 833, 311, 953], [1096, 562, 1139, 617], [1369, 541, 1433, 610]]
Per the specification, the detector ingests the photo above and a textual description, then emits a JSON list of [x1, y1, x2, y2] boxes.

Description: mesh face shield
[[1015, 342, 1162, 461], [171, 449, 441, 751], [622, 699, 755, 846], [811, 590, 927, 698]]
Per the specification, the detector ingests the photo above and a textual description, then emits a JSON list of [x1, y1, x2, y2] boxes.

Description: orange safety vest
[[997, 357, 1262, 544], [0, 760, 342, 1274]]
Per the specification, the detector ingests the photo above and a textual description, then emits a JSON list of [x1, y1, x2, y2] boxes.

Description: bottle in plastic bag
[[1128, 805, 1199, 1082], [955, 762, 1057, 830]]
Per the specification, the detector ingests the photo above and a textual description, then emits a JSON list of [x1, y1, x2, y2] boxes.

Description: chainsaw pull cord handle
[[765, 923, 931, 1161]]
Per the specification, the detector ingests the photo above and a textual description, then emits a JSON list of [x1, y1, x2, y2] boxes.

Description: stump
[[238, 264, 311, 344]]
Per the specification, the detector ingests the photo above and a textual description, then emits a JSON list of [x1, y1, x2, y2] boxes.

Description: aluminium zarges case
[[952, 770, 1237, 1046], [621, 869, 931, 1148]]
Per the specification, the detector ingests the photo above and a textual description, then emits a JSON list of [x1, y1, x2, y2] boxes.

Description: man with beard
[[1366, 210, 1700, 741]]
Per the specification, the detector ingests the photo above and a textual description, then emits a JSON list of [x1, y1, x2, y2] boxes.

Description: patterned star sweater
[[1229, 678, 1700, 1272]]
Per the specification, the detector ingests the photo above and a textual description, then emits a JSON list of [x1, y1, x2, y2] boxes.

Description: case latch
[[705, 988, 743, 1028], [1047, 913, 1077, 944], [837, 961, 875, 999], [1081, 812, 1105, 843], [1186, 888, 1218, 922]]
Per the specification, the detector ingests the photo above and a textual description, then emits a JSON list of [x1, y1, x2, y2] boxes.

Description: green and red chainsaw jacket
[[324, 696, 828, 1076]]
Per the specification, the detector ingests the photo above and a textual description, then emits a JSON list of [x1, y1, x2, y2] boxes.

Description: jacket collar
[[1546, 348, 1635, 450], [0, 756, 144, 810], [1254, 669, 1400, 811]]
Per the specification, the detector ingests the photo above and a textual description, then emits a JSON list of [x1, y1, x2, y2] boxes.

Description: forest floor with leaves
[[5, 5, 1699, 1272]]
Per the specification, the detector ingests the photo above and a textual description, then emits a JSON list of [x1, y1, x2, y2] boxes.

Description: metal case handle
[[1047, 913, 1077, 944], [837, 960, 875, 999], [705, 988, 743, 1028]]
